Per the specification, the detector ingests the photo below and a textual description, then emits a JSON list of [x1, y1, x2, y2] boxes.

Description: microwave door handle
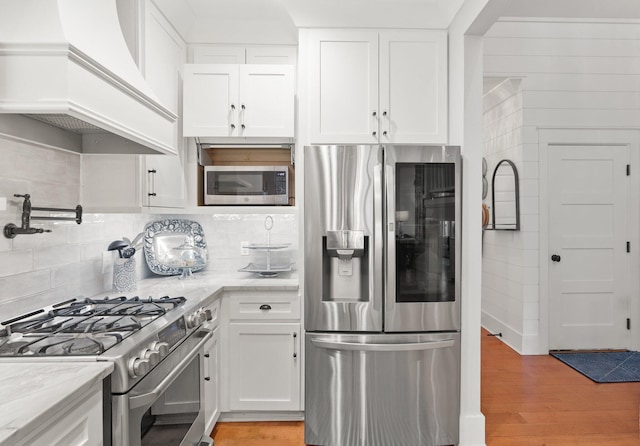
[[129, 330, 212, 410]]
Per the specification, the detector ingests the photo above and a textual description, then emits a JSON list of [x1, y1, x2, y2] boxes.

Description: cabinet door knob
[[259, 304, 272, 310], [372, 131, 377, 136], [148, 169, 156, 174], [551, 254, 561, 262], [230, 123, 236, 129], [148, 193, 157, 197], [372, 111, 377, 117], [204, 377, 211, 381]]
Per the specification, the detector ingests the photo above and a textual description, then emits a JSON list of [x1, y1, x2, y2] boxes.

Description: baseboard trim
[[219, 411, 304, 422]]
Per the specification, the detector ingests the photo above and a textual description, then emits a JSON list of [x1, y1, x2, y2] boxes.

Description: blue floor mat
[[550, 351, 640, 383]]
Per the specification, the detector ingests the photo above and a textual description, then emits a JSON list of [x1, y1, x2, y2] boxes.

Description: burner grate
[[0, 295, 187, 356]]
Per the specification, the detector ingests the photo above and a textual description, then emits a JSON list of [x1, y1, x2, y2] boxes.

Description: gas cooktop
[[0, 296, 186, 357]]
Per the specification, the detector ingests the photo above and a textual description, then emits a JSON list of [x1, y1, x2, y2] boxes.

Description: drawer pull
[[259, 304, 272, 311], [204, 377, 211, 381]]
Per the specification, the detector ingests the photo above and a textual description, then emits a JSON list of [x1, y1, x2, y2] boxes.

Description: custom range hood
[[0, 0, 177, 155]]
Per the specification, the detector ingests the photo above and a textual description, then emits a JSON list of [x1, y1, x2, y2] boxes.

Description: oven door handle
[[129, 329, 212, 410]]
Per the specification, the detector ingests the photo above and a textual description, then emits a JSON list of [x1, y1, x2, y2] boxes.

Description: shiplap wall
[[481, 79, 529, 352], [482, 20, 640, 354]]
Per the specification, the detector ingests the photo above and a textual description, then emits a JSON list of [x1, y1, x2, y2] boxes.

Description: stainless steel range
[[0, 294, 214, 446]]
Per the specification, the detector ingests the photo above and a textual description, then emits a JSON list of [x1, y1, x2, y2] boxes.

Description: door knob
[[551, 254, 561, 262]]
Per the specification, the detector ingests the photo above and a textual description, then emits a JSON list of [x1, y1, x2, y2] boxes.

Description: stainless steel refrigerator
[[304, 145, 461, 446]]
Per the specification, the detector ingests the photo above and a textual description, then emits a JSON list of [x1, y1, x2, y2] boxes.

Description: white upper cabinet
[[239, 65, 295, 137], [183, 64, 295, 138], [191, 46, 246, 64], [379, 31, 447, 144], [183, 64, 240, 137], [83, 1, 186, 211], [309, 30, 379, 144], [142, 3, 186, 208], [307, 29, 448, 144], [190, 45, 297, 65]]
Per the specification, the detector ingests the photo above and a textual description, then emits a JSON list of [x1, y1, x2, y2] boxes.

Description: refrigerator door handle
[[373, 162, 383, 312], [385, 163, 396, 313], [310, 338, 455, 352]]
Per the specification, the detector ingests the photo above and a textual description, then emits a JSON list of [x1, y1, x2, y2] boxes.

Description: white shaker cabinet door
[[308, 30, 379, 144], [183, 64, 240, 137], [379, 30, 448, 144], [239, 65, 295, 137], [203, 327, 220, 435], [144, 154, 185, 208], [228, 322, 301, 411]]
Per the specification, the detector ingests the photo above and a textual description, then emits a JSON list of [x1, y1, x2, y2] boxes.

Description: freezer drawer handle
[[259, 304, 272, 311], [311, 338, 455, 352]]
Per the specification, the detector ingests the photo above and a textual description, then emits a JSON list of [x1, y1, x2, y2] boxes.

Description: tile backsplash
[[0, 135, 298, 321]]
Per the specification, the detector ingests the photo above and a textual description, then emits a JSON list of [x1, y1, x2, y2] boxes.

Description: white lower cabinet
[[203, 326, 221, 434], [19, 381, 103, 446], [221, 291, 302, 414], [228, 322, 301, 411]]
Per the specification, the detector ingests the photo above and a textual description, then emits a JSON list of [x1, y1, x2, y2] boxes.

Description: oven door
[[112, 329, 212, 446]]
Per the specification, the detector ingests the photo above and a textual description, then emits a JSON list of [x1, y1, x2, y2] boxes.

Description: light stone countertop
[[0, 270, 299, 446], [0, 362, 113, 446], [98, 269, 300, 309]]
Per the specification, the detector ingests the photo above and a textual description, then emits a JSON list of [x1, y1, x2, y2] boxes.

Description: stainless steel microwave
[[204, 165, 289, 205]]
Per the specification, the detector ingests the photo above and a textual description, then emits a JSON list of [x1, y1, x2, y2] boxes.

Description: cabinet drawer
[[229, 293, 300, 320]]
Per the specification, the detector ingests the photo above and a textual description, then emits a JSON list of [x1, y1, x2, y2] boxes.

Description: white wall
[[0, 135, 140, 320], [482, 19, 640, 354], [481, 78, 539, 353]]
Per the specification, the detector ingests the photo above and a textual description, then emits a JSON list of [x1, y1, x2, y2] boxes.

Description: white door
[[239, 64, 294, 137], [548, 143, 629, 350], [379, 30, 448, 144], [183, 64, 239, 137], [307, 29, 379, 144], [228, 322, 300, 411]]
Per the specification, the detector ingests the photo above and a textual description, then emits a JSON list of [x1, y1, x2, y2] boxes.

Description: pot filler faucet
[[3, 194, 82, 238]]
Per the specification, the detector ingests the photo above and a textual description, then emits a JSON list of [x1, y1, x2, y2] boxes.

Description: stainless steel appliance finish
[[304, 144, 461, 446], [204, 165, 289, 205], [113, 327, 211, 446], [305, 332, 460, 446], [0, 293, 213, 446], [384, 145, 461, 332]]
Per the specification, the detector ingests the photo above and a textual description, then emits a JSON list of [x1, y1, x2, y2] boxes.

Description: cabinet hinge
[[627, 164, 631, 176], [627, 241, 631, 253], [627, 318, 631, 330]]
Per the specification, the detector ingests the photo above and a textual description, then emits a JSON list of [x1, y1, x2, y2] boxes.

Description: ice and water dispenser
[[322, 230, 369, 302]]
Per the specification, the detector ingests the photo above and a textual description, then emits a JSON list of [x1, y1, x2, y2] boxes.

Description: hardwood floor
[[210, 330, 640, 445], [210, 421, 304, 446], [482, 330, 640, 445]]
